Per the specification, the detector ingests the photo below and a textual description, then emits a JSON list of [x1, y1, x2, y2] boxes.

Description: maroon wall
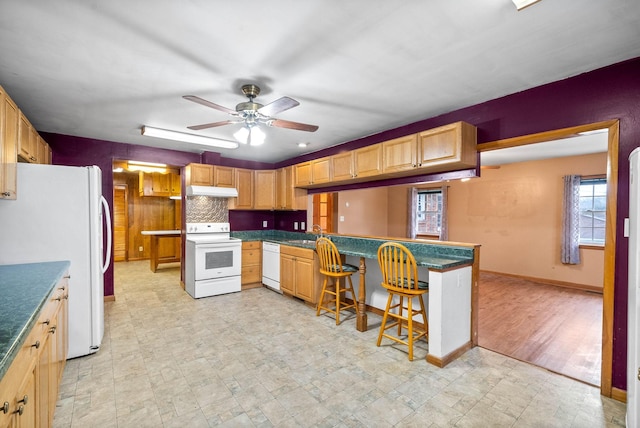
[[44, 56, 640, 391]]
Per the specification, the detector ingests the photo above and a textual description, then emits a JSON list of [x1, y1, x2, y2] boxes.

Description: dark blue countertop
[[231, 230, 475, 270], [0, 261, 70, 380]]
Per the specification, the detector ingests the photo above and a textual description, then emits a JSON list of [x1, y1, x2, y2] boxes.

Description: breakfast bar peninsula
[[232, 230, 480, 367]]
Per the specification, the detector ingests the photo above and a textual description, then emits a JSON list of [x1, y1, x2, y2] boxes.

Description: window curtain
[[561, 175, 581, 264], [439, 185, 449, 241], [407, 187, 417, 239]]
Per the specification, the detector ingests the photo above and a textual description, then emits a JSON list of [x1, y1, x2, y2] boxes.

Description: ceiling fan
[[183, 84, 318, 146]]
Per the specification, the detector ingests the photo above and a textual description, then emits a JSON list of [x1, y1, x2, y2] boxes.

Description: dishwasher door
[[262, 242, 281, 292]]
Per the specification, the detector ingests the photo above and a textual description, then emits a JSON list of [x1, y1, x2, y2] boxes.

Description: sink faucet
[[312, 224, 323, 238]]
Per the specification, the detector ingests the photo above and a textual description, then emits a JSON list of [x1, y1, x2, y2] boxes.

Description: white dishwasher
[[262, 242, 281, 292]]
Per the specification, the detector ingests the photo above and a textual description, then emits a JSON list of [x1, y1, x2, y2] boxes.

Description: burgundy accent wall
[[42, 56, 640, 391], [228, 210, 307, 232]]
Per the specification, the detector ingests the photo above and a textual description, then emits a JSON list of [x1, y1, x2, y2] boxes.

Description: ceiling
[[0, 1, 638, 164]]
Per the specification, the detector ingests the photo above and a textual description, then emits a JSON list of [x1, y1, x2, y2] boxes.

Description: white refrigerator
[[629, 147, 640, 426], [0, 163, 111, 359]]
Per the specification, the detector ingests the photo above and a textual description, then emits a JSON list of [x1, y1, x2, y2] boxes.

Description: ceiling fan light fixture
[[234, 124, 265, 146], [142, 126, 238, 149], [512, 0, 541, 10]]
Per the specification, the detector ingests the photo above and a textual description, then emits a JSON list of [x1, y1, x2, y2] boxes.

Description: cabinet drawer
[[242, 249, 261, 264], [242, 241, 261, 250], [280, 245, 314, 260], [242, 265, 261, 283]]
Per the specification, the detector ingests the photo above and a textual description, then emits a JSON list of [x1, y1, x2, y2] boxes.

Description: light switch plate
[[262, 220, 268, 228], [294, 222, 298, 230], [340, 216, 345, 222], [301, 221, 305, 230], [625, 218, 630, 238]]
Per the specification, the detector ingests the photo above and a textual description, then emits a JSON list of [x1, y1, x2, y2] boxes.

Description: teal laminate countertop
[[0, 261, 70, 381], [231, 230, 475, 270]]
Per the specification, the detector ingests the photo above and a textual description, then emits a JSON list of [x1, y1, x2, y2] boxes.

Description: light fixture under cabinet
[[141, 126, 238, 149]]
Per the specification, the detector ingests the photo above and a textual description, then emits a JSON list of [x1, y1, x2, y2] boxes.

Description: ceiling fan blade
[[258, 96, 299, 117], [187, 120, 238, 130], [269, 119, 319, 132], [183, 95, 238, 115]]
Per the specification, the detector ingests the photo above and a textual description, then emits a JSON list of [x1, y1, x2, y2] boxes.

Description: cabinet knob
[[1, 402, 8, 414], [1, 192, 10, 197], [18, 395, 27, 405], [31, 340, 40, 349], [15, 405, 24, 416], [58, 285, 66, 291], [63, 295, 69, 300], [54, 296, 62, 301], [50, 326, 57, 334], [43, 319, 50, 326]]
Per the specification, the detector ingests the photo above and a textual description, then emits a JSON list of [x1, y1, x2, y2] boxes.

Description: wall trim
[[481, 270, 603, 294]]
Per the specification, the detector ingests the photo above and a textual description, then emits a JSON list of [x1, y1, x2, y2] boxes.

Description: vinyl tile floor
[[53, 261, 627, 427]]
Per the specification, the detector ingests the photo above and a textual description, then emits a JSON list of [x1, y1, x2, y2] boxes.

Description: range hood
[[186, 185, 238, 198]]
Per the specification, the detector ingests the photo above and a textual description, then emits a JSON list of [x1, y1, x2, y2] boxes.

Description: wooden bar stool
[[376, 242, 428, 361], [315, 237, 359, 325]]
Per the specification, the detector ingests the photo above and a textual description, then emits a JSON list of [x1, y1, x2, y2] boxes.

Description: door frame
[[478, 119, 619, 398], [113, 184, 129, 262]]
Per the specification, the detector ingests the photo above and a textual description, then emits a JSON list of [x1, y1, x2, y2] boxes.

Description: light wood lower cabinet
[[0, 274, 69, 428], [241, 241, 262, 289], [280, 245, 322, 304]]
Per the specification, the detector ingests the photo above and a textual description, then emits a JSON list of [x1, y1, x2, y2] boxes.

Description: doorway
[[477, 120, 619, 397]]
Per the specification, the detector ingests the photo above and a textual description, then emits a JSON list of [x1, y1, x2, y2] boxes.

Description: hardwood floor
[[478, 271, 602, 386]]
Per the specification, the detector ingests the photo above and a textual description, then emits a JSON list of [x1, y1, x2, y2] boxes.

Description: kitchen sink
[[284, 239, 316, 245]]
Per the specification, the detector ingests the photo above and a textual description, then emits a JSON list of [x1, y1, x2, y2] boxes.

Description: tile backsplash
[[186, 196, 229, 223]]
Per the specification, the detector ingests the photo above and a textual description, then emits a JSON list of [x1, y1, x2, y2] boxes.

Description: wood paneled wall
[[113, 172, 181, 261]]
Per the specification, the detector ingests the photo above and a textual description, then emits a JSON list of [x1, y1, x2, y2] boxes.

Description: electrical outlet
[[262, 220, 268, 228], [139, 246, 144, 252], [340, 216, 345, 222], [301, 221, 305, 230], [294, 222, 298, 230]]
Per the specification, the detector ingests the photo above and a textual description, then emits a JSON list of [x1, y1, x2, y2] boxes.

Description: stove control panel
[[186, 223, 230, 234]]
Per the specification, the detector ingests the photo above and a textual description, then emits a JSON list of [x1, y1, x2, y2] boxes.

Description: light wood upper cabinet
[[18, 112, 37, 163], [417, 121, 477, 169], [276, 166, 307, 210], [185, 163, 213, 186], [170, 173, 181, 197], [230, 168, 254, 209], [213, 165, 235, 188], [253, 169, 276, 210], [331, 152, 354, 182], [353, 143, 383, 179], [382, 134, 418, 173], [1, 86, 18, 199], [294, 157, 331, 187], [139, 171, 179, 197]]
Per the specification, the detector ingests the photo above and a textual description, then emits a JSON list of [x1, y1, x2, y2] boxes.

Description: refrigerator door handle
[[101, 195, 112, 273]]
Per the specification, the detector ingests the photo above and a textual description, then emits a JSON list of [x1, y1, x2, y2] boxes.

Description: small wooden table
[[141, 230, 181, 272]]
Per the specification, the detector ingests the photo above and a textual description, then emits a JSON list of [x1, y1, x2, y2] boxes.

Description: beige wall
[[336, 187, 389, 236], [330, 152, 607, 289]]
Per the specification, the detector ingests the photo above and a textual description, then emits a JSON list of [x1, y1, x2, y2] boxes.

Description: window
[[579, 178, 606, 244], [416, 190, 442, 235]]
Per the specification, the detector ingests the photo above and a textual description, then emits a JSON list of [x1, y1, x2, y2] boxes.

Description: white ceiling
[[0, 1, 638, 164]]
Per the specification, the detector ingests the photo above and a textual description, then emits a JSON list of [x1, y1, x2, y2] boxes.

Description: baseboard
[[427, 342, 473, 368], [611, 387, 627, 403], [104, 295, 115, 302], [242, 282, 264, 290], [481, 270, 603, 294]]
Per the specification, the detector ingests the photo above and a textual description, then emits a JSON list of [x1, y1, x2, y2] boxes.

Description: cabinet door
[[311, 157, 331, 184], [36, 136, 50, 165], [1, 88, 18, 199], [170, 173, 181, 197], [294, 162, 312, 187], [280, 253, 295, 294], [213, 166, 235, 188], [151, 173, 171, 196], [417, 121, 476, 168], [13, 358, 37, 428], [353, 143, 383, 178], [294, 256, 316, 302], [382, 134, 418, 173], [253, 170, 276, 210], [331, 152, 354, 182], [231, 168, 254, 209], [186, 163, 213, 186], [18, 112, 35, 163]]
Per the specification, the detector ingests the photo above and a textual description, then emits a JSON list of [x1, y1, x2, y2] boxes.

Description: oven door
[[193, 241, 241, 281]]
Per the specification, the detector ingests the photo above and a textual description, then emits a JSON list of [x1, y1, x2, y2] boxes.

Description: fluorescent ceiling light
[[141, 126, 238, 149], [512, 0, 541, 10]]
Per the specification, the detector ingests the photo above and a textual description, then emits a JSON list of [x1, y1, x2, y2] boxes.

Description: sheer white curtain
[[439, 185, 449, 241], [561, 175, 581, 264], [407, 187, 417, 239]]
